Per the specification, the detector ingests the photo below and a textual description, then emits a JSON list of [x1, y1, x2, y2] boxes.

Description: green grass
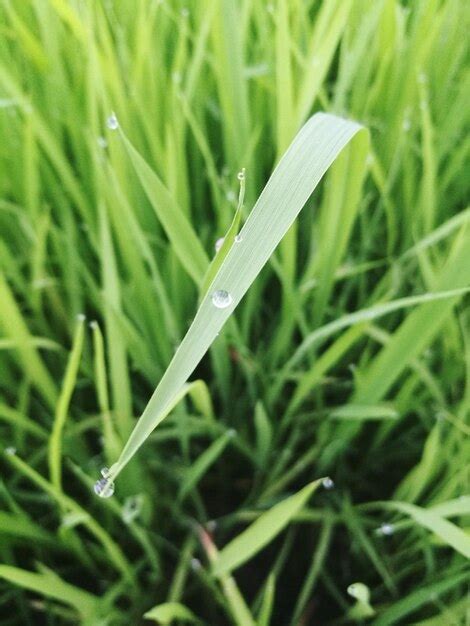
[[0, 0, 469, 624]]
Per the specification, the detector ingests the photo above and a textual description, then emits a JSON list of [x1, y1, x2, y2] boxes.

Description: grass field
[[0, 0, 469, 624]]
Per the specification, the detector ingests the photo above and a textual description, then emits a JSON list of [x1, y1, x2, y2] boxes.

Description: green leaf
[[373, 571, 468, 626], [388, 501, 470, 559], [109, 113, 367, 482], [257, 574, 276, 626], [200, 167, 245, 298], [119, 132, 209, 286], [0, 564, 100, 622], [212, 479, 322, 577], [144, 602, 198, 624], [254, 402, 273, 466], [329, 404, 399, 420], [48, 315, 85, 491], [178, 430, 234, 502]]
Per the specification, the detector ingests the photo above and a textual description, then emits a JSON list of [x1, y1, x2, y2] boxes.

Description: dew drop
[[212, 289, 232, 309], [76, 313, 86, 322], [5, 446, 16, 456], [226, 190, 236, 202], [206, 520, 217, 532], [215, 237, 225, 252], [378, 522, 394, 536], [93, 477, 115, 498], [234, 234, 243, 243], [190, 557, 201, 571], [97, 136, 108, 149], [237, 168, 245, 181], [122, 494, 143, 524], [106, 113, 119, 130], [322, 477, 334, 490], [402, 118, 411, 132]]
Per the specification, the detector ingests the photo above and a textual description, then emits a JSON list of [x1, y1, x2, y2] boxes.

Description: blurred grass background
[[0, 0, 469, 624]]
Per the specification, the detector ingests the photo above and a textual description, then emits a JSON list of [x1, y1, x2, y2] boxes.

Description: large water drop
[[212, 289, 232, 309]]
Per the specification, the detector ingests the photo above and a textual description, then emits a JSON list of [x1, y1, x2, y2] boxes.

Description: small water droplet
[[5, 446, 16, 456], [122, 494, 143, 524], [190, 557, 201, 571], [402, 118, 411, 132], [100, 466, 111, 478], [226, 190, 236, 202], [93, 477, 115, 498], [97, 136, 108, 149], [212, 289, 232, 309], [227, 428, 237, 439], [215, 237, 225, 252], [106, 113, 119, 130], [76, 313, 86, 322], [206, 520, 217, 532], [180, 7, 189, 17], [378, 522, 395, 536], [322, 477, 334, 490], [172, 72, 182, 85], [234, 234, 243, 243], [89, 320, 98, 329], [237, 168, 245, 181]]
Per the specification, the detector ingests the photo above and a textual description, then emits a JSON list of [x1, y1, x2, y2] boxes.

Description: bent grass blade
[[106, 113, 368, 484]]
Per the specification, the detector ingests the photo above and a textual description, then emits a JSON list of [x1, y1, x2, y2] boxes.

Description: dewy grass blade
[[104, 113, 368, 485]]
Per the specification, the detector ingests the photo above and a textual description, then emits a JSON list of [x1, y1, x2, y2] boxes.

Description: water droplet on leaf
[[378, 522, 394, 536], [322, 477, 334, 489], [212, 289, 232, 309], [106, 113, 119, 130], [94, 477, 115, 498]]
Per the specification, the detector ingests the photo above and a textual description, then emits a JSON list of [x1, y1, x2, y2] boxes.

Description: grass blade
[[212, 479, 322, 577], [108, 113, 367, 482]]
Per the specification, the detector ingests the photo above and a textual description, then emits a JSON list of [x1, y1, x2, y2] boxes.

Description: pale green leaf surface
[[144, 602, 198, 623], [387, 501, 470, 559], [109, 113, 367, 481]]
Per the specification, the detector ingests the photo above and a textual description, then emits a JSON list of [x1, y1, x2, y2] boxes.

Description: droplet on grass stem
[[106, 113, 119, 130], [190, 557, 201, 571], [234, 234, 243, 243], [322, 477, 334, 490], [93, 477, 115, 498], [377, 522, 395, 536], [212, 289, 232, 309], [215, 237, 224, 252], [93, 467, 115, 498]]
